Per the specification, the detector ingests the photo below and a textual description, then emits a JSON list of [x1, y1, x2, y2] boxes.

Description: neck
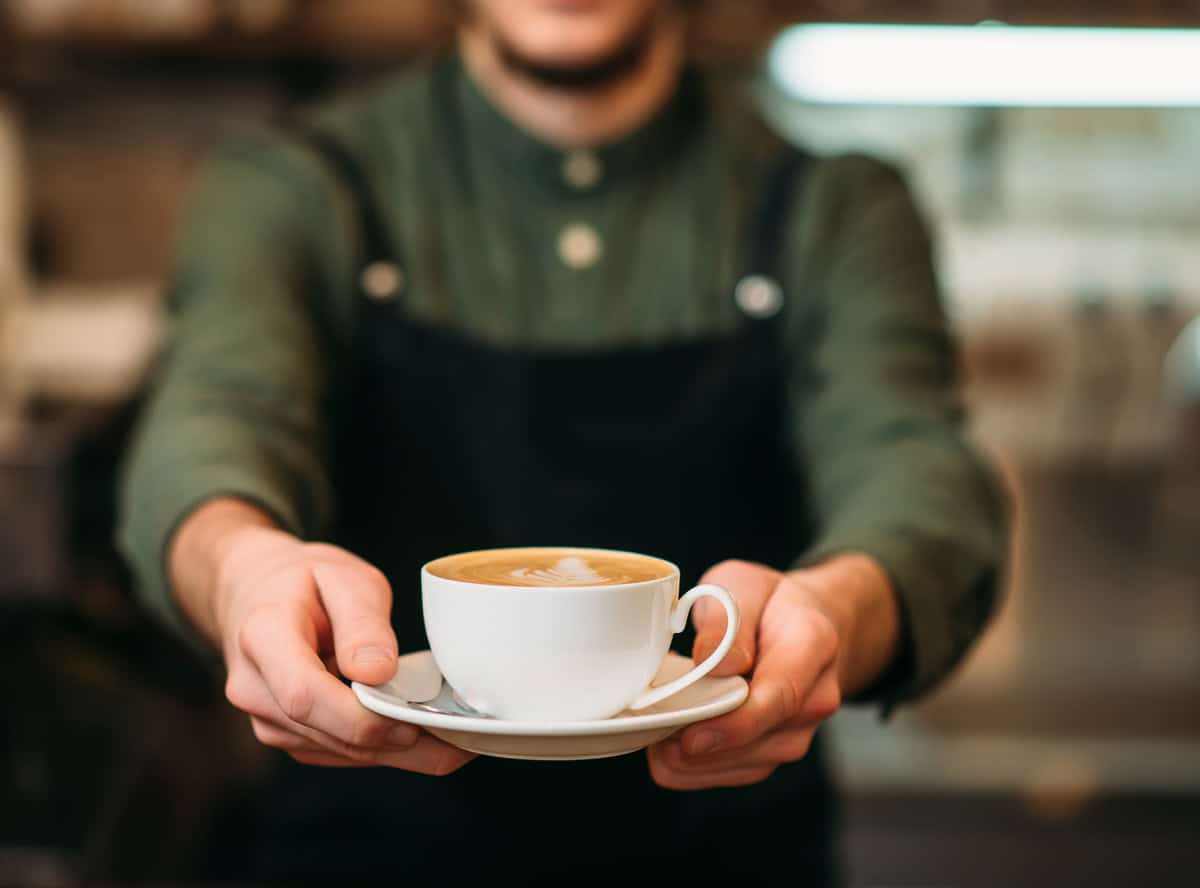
[[458, 13, 686, 150]]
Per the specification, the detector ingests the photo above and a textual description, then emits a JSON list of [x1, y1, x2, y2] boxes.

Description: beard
[[488, 11, 661, 92]]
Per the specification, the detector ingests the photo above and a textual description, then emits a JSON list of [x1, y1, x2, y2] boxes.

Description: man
[[120, 0, 1006, 883]]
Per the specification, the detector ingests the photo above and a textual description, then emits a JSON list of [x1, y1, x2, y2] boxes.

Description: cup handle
[[629, 584, 740, 711]]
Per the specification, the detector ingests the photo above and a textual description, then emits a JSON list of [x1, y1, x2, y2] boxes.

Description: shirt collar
[[452, 53, 706, 195]]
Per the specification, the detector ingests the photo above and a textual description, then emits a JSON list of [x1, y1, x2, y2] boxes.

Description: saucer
[[352, 651, 748, 761]]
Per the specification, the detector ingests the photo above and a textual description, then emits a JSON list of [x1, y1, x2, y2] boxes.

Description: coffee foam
[[510, 556, 605, 586], [426, 548, 674, 587]]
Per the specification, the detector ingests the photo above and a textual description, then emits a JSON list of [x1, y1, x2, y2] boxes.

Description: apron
[[203, 123, 839, 887]]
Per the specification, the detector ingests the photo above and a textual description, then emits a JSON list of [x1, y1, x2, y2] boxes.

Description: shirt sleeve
[[785, 153, 1010, 713], [117, 137, 346, 645]]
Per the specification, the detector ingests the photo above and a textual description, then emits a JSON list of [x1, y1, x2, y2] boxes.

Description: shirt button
[[734, 274, 784, 318], [558, 222, 602, 270], [562, 150, 602, 189], [361, 261, 404, 302]]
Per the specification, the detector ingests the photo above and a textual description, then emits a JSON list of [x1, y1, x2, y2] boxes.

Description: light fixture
[[768, 24, 1200, 107]]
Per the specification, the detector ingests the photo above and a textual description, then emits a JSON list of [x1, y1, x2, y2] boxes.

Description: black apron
[[204, 126, 839, 887]]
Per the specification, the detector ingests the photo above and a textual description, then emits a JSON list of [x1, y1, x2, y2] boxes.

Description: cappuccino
[[425, 547, 673, 588], [421, 546, 738, 720]]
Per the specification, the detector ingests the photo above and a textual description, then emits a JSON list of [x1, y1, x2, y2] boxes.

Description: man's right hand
[[170, 498, 475, 775]]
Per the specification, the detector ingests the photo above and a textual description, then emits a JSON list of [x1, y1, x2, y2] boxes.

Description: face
[[466, 0, 667, 73]]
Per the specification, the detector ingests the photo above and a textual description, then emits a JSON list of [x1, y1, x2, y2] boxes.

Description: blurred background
[[1, 1, 1198, 885]]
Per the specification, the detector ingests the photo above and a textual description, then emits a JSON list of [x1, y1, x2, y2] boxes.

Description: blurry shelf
[[4, 10, 455, 63], [3, 281, 163, 407], [829, 706, 1200, 795]]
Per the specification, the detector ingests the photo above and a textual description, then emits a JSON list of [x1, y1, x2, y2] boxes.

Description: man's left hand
[[647, 555, 897, 790]]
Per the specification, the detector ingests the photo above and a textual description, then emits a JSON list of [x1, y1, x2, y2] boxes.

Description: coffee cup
[[422, 546, 739, 722]]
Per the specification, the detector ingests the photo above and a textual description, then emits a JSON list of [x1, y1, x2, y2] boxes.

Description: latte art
[[426, 547, 674, 587], [511, 556, 605, 586]]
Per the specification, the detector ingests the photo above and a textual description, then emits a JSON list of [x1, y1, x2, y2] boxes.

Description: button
[[562, 150, 602, 189], [734, 274, 783, 319], [558, 223, 602, 270], [360, 261, 404, 302]]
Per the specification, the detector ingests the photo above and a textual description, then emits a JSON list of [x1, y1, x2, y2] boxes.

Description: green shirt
[[118, 56, 1006, 708]]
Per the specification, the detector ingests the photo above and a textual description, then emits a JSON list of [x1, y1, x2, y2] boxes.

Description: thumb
[[691, 560, 779, 676], [310, 556, 398, 685], [691, 596, 736, 669]]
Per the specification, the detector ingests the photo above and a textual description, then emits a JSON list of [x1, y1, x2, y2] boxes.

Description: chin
[[475, 0, 661, 72], [513, 24, 635, 70]]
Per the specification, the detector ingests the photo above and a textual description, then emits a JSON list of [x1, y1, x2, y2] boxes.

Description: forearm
[[787, 552, 900, 698], [797, 442, 1005, 706], [783, 155, 1006, 707], [117, 135, 341, 645], [168, 497, 282, 646]]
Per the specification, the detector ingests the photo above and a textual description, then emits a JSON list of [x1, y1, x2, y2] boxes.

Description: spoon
[[388, 654, 490, 718], [407, 678, 491, 719]]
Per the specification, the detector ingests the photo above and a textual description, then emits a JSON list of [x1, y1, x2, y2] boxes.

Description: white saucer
[[352, 651, 748, 761]]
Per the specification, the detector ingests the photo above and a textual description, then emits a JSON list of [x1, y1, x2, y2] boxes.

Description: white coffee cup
[[422, 547, 740, 722]]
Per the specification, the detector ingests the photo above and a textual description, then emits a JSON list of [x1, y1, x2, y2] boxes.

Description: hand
[[647, 555, 898, 790], [174, 500, 475, 775]]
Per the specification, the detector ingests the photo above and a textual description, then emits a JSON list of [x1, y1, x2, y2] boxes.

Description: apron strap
[[743, 148, 815, 280], [734, 148, 815, 319], [279, 120, 405, 301]]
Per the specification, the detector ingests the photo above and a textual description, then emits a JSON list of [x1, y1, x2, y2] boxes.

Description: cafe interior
[[1, 1, 1198, 885]]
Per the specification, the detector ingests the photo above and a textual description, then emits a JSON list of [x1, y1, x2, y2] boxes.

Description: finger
[[691, 560, 778, 676], [309, 550, 399, 685], [250, 712, 398, 768], [250, 716, 318, 752], [653, 722, 817, 772], [372, 735, 477, 776], [804, 662, 841, 723], [238, 605, 402, 749], [290, 733, 476, 776], [229, 661, 420, 754], [678, 610, 839, 756], [647, 744, 776, 791], [235, 650, 472, 779], [291, 751, 375, 768], [251, 708, 475, 776], [250, 717, 343, 757]]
